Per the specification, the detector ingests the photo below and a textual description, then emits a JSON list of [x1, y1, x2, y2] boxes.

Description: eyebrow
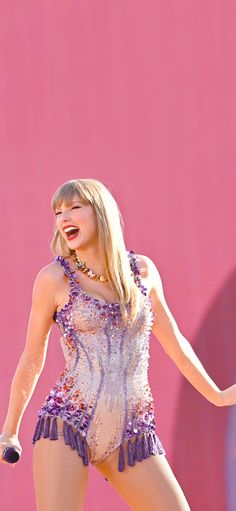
[[55, 200, 81, 210]]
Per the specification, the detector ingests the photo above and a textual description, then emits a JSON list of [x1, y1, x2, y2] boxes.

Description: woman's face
[[54, 194, 98, 251]]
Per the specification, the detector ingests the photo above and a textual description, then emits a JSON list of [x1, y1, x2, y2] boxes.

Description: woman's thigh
[[32, 419, 89, 511], [95, 448, 191, 511]]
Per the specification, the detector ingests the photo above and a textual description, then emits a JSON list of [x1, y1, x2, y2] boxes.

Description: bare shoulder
[[34, 259, 63, 282], [134, 253, 162, 294], [134, 253, 159, 278], [32, 259, 66, 297]]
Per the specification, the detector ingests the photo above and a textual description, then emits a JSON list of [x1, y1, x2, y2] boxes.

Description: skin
[[53, 196, 121, 305], [1, 193, 236, 510]]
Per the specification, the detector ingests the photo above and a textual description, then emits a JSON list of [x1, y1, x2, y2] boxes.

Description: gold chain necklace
[[72, 251, 108, 283]]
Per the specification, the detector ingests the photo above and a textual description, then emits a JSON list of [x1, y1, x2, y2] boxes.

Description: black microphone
[[2, 447, 21, 463]]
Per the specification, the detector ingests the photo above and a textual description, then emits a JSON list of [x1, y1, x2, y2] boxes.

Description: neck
[[72, 248, 106, 275]]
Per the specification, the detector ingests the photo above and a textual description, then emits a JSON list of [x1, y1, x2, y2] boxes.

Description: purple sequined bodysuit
[[32, 250, 166, 472]]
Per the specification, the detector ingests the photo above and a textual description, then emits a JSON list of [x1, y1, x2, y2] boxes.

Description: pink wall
[[1, 2, 236, 510]]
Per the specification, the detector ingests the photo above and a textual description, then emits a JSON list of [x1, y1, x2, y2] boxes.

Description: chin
[[68, 241, 83, 250]]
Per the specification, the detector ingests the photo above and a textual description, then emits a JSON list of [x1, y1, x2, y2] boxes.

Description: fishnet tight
[[33, 429, 191, 510], [95, 448, 191, 511]]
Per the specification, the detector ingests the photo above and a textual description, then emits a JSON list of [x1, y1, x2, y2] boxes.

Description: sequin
[[32, 250, 166, 472]]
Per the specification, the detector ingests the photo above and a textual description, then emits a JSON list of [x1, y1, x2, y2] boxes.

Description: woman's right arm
[[0, 265, 58, 441]]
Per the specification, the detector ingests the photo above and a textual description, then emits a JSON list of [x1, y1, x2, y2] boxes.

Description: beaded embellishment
[[32, 250, 166, 472]]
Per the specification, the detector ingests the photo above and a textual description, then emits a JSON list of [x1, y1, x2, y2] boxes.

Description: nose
[[57, 210, 73, 229], [60, 210, 72, 221]]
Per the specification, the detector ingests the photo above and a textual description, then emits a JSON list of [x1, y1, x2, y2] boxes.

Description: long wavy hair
[[50, 178, 142, 326]]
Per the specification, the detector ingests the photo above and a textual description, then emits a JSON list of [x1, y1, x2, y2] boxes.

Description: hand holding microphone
[[0, 432, 22, 466]]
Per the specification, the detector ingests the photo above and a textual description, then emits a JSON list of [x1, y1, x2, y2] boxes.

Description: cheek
[[77, 215, 97, 234], [91, 213, 98, 232], [76, 207, 98, 234], [86, 218, 98, 235], [84, 210, 98, 230]]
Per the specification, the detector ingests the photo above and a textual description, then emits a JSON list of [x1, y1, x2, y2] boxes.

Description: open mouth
[[63, 226, 80, 241]]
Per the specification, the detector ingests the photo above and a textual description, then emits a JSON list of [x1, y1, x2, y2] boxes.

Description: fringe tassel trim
[[32, 415, 90, 466], [118, 432, 166, 472]]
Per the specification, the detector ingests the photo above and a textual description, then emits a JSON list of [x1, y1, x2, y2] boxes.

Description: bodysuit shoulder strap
[[128, 250, 148, 296], [54, 255, 76, 283]]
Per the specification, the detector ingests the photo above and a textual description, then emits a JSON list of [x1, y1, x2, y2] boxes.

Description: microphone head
[[2, 447, 20, 463]]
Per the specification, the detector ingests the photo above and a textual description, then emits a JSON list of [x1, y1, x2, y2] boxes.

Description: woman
[[0, 178, 235, 511]]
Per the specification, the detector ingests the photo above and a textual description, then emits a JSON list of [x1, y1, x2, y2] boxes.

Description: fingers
[[0, 454, 18, 467]]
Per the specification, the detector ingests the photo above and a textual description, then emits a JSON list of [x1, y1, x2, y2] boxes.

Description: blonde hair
[[50, 178, 142, 326]]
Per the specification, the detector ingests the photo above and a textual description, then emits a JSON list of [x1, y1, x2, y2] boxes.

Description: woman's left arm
[[141, 255, 236, 408]]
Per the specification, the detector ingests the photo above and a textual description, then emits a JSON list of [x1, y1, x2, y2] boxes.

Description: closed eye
[[54, 205, 81, 216]]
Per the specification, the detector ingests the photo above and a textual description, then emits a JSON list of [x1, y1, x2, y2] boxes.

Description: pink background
[[1, 2, 236, 510]]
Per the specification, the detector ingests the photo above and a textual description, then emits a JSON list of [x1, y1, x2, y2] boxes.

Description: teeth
[[64, 226, 78, 233]]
